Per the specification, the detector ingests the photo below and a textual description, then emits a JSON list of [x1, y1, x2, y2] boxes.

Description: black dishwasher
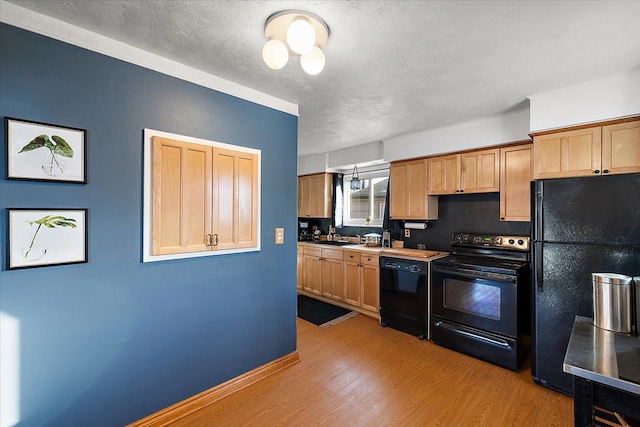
[[379, 256, 429, 339]]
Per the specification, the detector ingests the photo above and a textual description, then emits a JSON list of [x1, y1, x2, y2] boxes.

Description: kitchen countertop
[[297, 241, 448, 259], [563, 316, 640, 395], [379, 247, 449, 261], [297, 241, 384, 254]]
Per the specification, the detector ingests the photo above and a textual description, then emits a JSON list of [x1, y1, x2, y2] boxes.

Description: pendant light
[[350, 165, 362, 190]]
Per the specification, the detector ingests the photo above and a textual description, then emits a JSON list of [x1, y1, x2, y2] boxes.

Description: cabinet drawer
[[322, 248, 344, 260], [303, 246, 322, 257], [360, 254, 379, 266], [343, 251, 361, 262]]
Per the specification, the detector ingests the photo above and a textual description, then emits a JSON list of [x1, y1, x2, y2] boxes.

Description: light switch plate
[[404, 229, 410, 238], [275, 227, 284, 244]]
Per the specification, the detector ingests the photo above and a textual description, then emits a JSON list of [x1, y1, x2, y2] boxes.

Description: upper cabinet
[[532, 119, 640, 179], [389, 158, 438, 220], [602, 120, 640, 175], [428, 148, 499, 195], [461, 149, 500, 193], [500, 144, 532, 222], [298, 173, 333, 218], [428, 155, 459, 195]]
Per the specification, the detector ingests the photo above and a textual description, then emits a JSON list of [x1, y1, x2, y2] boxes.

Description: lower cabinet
[[343, 250, 380, 314], [302, 246, 322, 295], [360, 254, 380, 312], [297, 245, 303, 289], [344, 257, 361, 306], [321, 248, 345, 301], [298, 244, 380, 316]]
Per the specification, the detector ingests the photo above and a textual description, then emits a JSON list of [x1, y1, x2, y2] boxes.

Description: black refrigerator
[[531, 173, 640, 395]]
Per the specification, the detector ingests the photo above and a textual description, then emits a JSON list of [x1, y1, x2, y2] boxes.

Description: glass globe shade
[[262, 39, 289, 70], [300, 46, 325, 75], [286, 17, 316, 54]]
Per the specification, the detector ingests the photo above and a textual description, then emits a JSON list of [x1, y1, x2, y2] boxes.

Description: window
[[343, 169, 388, 227]]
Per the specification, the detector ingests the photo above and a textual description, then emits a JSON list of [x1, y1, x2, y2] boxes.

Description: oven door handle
[[431, 265, 516, 284], [434, 321, 511, 348]]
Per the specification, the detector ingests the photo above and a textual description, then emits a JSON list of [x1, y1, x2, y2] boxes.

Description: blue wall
[[0, 24, 298, 426]]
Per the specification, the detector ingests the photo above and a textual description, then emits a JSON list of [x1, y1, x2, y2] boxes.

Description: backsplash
[[299, 192, 530, 251], [395, 192, 530, 251]]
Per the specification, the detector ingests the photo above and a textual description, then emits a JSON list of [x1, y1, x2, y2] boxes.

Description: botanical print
[[19, 134, 74, 177], [6, 118, 85, 183], [9, 209, 87, 269]]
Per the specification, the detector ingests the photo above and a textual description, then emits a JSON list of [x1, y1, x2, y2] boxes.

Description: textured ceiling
[[4, 1, 640, 156]]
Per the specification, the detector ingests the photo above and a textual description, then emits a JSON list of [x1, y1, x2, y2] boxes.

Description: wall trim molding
[[0, 0, 298, 117], [127, 351, 300, 427]]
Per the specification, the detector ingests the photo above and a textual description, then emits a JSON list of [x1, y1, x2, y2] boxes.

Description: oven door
[[431, 264, 518, 338]]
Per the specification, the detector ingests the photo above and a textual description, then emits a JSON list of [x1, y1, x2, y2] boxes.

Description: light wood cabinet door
[[303, 254, 323, 295], [461, 149, 500, 193], [389, 161, 409, 218], [298, 173, 332, 218], [602, 120, 640, 175], [298, 176, 310, 217], [343, 260, 361, 306], [500, 144, 532, 222], [533, 127, 601, 179], [152, 137, 212, 255], [322, 259, 345, 301], [297, 246, 303, 289], [389, 159, 438, 220], [212, 148, 258, 250], [428, 155, 459, 195], [361, 255, 379, 313]]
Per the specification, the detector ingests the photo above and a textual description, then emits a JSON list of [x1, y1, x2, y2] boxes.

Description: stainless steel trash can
[[592, 273, 633, 333]]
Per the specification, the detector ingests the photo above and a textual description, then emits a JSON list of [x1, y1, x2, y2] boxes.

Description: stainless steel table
[[563, 316, 640, 426]]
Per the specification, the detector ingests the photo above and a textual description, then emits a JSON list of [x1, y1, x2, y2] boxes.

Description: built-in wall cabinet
[[298, 173, 333, 218], [151, 136, 258, 256], [428, 148, 500, 195], [532, 119, 640, 179], [389, 158, 438, 220]]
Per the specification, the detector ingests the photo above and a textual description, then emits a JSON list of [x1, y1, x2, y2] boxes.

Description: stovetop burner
[[432, 232, 531, 275]]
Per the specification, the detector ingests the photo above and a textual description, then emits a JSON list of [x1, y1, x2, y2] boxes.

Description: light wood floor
[[172, 314, 573, 426]]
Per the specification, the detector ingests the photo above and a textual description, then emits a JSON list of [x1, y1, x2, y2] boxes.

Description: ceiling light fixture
[[262, 10, 329, 75]]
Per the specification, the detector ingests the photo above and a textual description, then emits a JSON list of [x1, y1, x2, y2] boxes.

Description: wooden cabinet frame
[[143, 128, 260, 262]]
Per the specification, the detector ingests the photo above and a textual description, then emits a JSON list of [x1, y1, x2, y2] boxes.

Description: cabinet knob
[[594, 170, 600, 174], [460, 189, 464, 193], [603, 169, 609, 174], [500, 217, 505, 221]]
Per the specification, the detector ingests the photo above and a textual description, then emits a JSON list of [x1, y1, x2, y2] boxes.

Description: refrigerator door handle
[[534, 243, 543, 289], [532, 180, 543, 241]]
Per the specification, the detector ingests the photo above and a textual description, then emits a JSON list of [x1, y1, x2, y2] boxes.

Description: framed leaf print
[[5, 117, 87, 183], [7, 208, 88, 269]]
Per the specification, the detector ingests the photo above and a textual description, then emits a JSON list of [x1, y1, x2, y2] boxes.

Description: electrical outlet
[[405, 229, 410, 238], [275, 228, 284, 244]]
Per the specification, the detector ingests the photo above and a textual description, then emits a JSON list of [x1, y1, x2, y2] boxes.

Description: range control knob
[[409, 265, 420, 272], [518, 239, 524, 246], [509, 239, 515, 245]]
